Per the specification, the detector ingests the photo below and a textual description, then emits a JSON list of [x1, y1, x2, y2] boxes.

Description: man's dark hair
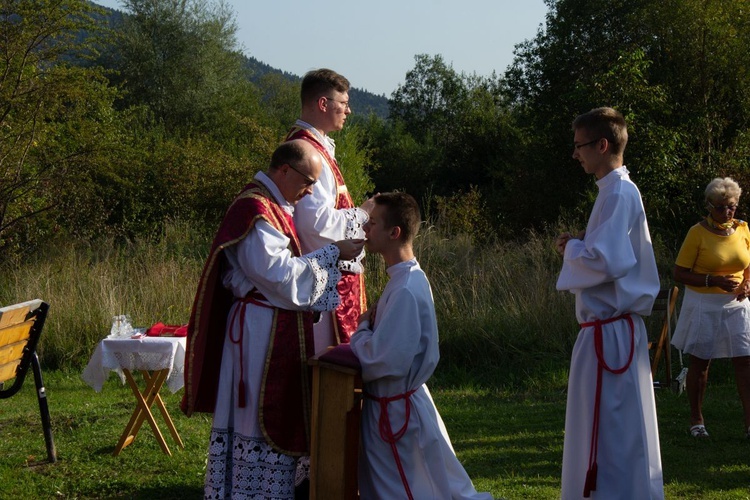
[[572, 107, 628, 155], [374, 192, 421, 243], [301, 68, 350, 105], [270, 140, 307, 171]]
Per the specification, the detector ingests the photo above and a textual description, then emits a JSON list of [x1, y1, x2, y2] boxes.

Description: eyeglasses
[[288, 164, 316, 186], [574, 139, 602, 150], [708, 201, 738, 212], [324, 96, 350, 110]]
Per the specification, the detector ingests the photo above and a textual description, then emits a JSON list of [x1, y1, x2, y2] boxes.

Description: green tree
[[255, 72, 300, 137], [69, 101, 279, 240], [331, 123, 375, 205], [374, 54, 520, 236], [107, 0, 252, 136], [390, 54, 469, 142], [0, 0, 119, 261], [645, 0, 750, 176], [85, 0, 282, 237], [502, 0, 657, 227], [503, 0, 750, 239]]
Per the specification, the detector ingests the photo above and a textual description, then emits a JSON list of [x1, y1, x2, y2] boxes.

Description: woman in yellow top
[[672, 177, 750, 438]]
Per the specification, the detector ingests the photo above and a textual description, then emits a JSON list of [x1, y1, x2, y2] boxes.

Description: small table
[[82, 335, 187, 456]]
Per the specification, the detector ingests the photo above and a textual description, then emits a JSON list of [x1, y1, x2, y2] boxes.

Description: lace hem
[[295, 456, 310, 486], [342, 207, 368, 239], [338, 251, 365, 274], [205, 429, 298, 499], [304, 244, 342, 312]]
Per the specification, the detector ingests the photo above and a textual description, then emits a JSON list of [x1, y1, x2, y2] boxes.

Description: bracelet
[[705, 274, 711, 287]]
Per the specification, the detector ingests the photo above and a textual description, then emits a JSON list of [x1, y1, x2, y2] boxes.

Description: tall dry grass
[[0, 222, 208, 369], [410, 227, 580, 388], [1, 221, 676, 387]]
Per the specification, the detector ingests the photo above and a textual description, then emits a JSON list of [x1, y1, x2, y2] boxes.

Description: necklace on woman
[[707, 215, 735, 232]]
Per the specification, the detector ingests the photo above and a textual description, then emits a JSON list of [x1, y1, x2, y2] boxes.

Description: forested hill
[[93, 2, 389, 118], [242, 56, 389, 119]]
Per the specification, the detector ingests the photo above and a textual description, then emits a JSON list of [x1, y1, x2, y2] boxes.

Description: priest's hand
[[334, 238, 365, 261]]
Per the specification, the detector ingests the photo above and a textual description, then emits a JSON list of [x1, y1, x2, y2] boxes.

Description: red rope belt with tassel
[[364, 388, 419, 500], [578, 313, 635, 498]]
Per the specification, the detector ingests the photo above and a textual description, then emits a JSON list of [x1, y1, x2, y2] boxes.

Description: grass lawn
[[1, 368, 749, 499]]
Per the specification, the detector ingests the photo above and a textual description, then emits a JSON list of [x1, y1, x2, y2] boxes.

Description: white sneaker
[[690, 424, 709, 437]]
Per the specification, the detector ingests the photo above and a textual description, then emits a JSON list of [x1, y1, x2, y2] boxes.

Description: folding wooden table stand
[[113, 368, 184, 456]]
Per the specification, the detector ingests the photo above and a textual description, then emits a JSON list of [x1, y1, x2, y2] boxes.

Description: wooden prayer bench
[[0, 299, 57, 463]]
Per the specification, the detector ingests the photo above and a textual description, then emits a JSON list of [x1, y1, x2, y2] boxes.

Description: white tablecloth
[[82, 336, 187, 393]]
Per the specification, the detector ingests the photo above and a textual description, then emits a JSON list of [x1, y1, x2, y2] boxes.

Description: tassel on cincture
[[583, 463, 597, 497], [238, 379, 246, 408]]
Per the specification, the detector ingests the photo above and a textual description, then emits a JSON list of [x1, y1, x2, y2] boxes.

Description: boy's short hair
[[572, 107, 628, 156], [374, 192, 421, 243]]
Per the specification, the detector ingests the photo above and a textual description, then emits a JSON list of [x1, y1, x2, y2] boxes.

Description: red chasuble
[[181, 181, 315, 455], [284, 126, 367, 342]]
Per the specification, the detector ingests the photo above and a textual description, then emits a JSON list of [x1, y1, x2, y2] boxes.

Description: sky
[[94, 0, 549, 97]]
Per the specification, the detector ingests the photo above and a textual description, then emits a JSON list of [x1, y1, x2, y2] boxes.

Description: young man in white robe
[[182, 140, 365, 499], [349, 192, 493, 500], [555, 107, 664, 499], [284, 68, 376, 351]]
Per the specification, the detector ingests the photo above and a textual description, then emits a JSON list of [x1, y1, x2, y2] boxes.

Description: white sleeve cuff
[[304, 244, 342, 312], [337, 208, 368, 274], [343, 207, 368, 239]]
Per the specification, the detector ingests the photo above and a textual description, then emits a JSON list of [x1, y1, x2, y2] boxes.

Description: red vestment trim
[[284, 126, 366, 341], [364, 389, 419, 500], [181, 181, 314, 455], [578, 313, 635, 497]]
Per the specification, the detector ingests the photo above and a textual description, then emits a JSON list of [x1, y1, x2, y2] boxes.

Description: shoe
[[690, 424, 709, 437]]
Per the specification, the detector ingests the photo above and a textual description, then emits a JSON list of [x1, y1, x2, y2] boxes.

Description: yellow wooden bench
[[0, 299, 57, 463]]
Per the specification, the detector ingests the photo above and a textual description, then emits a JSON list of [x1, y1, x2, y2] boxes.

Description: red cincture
[[578, 313, 635, 497], [365, 389, 419, 500]]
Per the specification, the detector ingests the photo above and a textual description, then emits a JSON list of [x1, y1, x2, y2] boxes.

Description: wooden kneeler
[[0, 300, 57, 463], [308, 346, 363, 500]]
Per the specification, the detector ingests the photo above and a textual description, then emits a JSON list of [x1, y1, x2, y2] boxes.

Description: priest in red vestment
[[182, 139, 364, 499]]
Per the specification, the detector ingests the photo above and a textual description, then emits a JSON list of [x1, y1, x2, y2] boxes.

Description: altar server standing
[[555, 107, 663, 499]]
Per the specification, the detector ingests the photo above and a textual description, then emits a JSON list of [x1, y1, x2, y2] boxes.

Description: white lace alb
[[205, 429, 298, 499]]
